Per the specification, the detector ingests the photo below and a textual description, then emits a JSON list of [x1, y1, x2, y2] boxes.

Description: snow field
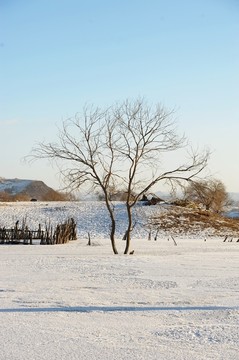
[[0, 202, 238, 359]]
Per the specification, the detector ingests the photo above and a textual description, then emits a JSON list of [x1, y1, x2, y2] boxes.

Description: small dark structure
[[140, 194, 164, 206]]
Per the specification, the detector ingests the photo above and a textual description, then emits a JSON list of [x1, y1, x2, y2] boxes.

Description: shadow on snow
[[0, 305, 238, 313]]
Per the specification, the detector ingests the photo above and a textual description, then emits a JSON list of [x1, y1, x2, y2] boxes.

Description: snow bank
[[0, 201, 160, 241]]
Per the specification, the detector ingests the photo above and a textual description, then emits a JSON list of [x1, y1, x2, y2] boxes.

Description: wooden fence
[[0, 218, 77, 245]]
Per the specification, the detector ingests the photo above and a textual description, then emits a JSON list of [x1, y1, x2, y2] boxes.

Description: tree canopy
[[31, 99, 209, 254]]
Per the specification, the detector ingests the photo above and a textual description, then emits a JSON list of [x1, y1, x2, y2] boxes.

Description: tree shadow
[[0, 305, 238, 313]]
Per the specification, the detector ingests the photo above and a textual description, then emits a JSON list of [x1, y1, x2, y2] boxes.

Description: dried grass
[[149, 206, 239, 236]]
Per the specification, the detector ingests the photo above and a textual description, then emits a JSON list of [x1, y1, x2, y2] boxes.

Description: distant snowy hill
[[0, 177, 58, 201], [229, 192, 239, 203], [0, 178, 32, 194]]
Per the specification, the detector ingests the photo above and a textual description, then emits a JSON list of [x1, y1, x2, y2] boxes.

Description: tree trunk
[[124, 204, 132, 254], [110, 218, 118, 254], [124, 230, 130, 254], [105, 197, 118, 254]]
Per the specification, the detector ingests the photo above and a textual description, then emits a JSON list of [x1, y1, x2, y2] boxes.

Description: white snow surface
[[0, 201, 238, 360]]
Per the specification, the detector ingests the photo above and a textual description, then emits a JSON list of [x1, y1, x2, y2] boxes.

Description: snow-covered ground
[[0, 202, 238, 359]]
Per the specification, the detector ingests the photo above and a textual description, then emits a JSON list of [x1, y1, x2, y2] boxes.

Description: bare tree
[[111, 100, 209, 253], [184, 178, 228, 212], [31, 106, 120, 254], [31, 99, 209, 254]]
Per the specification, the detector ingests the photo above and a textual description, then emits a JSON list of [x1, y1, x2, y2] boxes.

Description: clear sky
[[1, 0, 239, 192]]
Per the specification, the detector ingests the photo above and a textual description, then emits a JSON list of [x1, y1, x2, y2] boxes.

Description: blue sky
[[1, 0, 239, 192]]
